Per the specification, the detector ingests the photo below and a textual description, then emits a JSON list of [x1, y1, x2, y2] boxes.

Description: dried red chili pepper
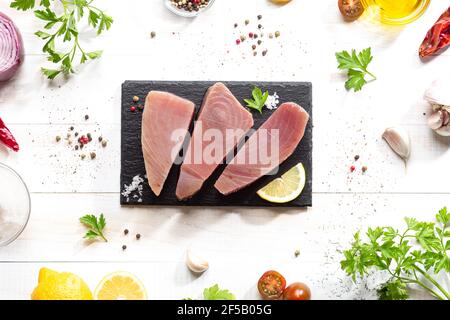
[[419, 6, 450, 59], [0, 117, 19, 152]]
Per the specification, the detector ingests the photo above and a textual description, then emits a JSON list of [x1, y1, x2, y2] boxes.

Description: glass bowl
[[0, 162, 31, 247], [361, 0, 430, 25], [164, 0, 216, 18]]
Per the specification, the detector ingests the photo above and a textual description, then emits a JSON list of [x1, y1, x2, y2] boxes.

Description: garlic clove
[[424, 79, 450, 108], [186, 250, 209, 274], [382, 127, 411, 161], [442, 105, 450, 114], [443, 110, 450, 126], [428, 111, 444, 130], [435, 125, 450, 137]]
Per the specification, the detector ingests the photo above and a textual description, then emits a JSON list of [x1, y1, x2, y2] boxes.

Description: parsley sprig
[[184, 284, 235, 300], [203, 284, 235, 300], [80, 213, 107, 242], [244, 86, 269, 113], [341, 207, 450, 300], [336, 47, 376, 92], [10, 0, 113, 79]]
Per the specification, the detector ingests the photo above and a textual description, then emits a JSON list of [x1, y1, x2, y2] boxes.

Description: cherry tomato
[[283, 282, 312, 300], [338, 0, 365, 22], [258, 271, 286, 300]]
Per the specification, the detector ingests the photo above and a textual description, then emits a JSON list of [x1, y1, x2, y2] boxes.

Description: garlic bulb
[[186, 250, 209, 274], [424, 79, 450, 136], [382, 127, 411, 161]]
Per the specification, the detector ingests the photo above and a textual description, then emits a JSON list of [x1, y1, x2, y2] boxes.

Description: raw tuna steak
[[214, 102, 309, 195], [176, 83, 254, 200], [142, 91, 195, 196]]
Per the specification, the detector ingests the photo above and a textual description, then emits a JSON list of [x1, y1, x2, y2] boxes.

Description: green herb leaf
[[97, 13, 113, 35], [437, 207, 450, 225], [345, 69, 367, 92], [336, 47, 376, 92], [244, 86, 269, 113], [377, 280, 409, 300], [11, 0, 113, 80], [10, 0, 36, 10], [34, 8, 57, 21], [341, 207, 450, 300], [86, 50, 103, 60], [79, 213, 107, 242], [203, 284, 235, 300], [35, 30, 51, 39], [41, 68, 61, 80]]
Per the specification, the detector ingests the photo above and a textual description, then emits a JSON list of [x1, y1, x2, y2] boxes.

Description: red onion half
[[0, 12, 24, 82]]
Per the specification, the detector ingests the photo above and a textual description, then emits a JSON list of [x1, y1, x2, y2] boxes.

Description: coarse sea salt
[[0, 200, 22, 243], [121, 175, 144, 203], [265, 92, 280, 110]]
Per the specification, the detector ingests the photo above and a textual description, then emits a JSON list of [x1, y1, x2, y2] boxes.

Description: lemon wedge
[[257, 163, 306, 203], [94, 271, 147, 300]]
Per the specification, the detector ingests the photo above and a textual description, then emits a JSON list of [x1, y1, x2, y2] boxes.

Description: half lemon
[[257, 163, 306, 203], [94, 271, 147, 300]]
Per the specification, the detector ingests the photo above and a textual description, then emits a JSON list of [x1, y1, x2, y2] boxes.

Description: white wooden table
[[1, 0, 449, 300]]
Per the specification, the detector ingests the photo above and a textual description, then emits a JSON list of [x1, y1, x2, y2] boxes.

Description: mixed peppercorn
[[129, 95, 145, 113], [170, 0, 210, 12], [54, 115, 108, 161], [349, 154, 368, 174], [122, 229, 141, 251], [233, 15, 281, 57]]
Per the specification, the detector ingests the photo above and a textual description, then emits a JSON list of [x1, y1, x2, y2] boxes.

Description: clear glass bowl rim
[[361, 0, 431, 25], [0, 162, 31, 247]]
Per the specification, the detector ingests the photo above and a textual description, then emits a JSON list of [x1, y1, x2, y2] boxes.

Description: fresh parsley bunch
[[336, 47, 376, 92], [10, 0, 113, 79], [341, 207, 450, 300]]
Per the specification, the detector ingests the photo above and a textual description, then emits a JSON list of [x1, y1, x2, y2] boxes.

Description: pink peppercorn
[[79, 136, 89, 145], [350, 165, 356, 172], [130, 106, 136, 112], [249, 32, 254, 38], [236, 39, 241, 45]]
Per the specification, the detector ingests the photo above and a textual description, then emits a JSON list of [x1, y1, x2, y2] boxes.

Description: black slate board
[[121, 81, 312, 207]]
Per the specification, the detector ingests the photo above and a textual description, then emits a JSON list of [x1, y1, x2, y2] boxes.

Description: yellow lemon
[[270, 0, 293, 4], [94, 271, 147, 300], [31, 268, 93, 300], [257, 163, 306, 203]]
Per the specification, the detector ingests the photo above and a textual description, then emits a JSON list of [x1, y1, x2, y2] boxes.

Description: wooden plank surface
[[1, 0, 450, 300]]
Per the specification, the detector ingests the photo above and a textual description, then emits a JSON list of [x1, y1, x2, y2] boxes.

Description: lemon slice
[[257, 163, 306, 203], [94, 271, 147, 300]]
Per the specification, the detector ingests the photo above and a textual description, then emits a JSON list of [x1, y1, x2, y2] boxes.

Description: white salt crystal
[[265, 92, 280, 110]]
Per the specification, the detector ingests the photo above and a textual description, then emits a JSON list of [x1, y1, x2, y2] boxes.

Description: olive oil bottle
[[362, 0, 430, 25]]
